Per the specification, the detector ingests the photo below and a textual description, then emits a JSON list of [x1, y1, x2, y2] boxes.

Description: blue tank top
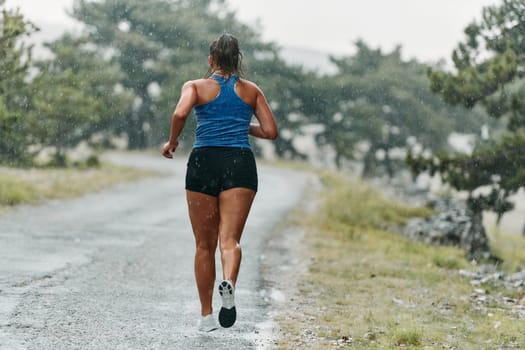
[[193, 74, 254, 149]]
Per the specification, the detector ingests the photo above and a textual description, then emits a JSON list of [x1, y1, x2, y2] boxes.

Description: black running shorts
[[185, 147, 258, 196]]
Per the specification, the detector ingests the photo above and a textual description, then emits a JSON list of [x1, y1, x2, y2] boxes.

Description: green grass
[[392, 327, 423, 346], [0, 163, 157, 211], [487, 226, 525, 272], [0, 175, 39, 206], [319, 171, 432, 229], [276, 171, 524, 350]]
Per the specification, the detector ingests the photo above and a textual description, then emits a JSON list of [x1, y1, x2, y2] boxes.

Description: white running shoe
[[218, 280, 236, 328], [198, 314, 219, 332]]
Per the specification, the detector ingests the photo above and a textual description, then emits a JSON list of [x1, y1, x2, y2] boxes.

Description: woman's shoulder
[[184, 77, 213, 87], [238, 77, 258, 87], [182, 77, 218, 94], [237, 78, 262, 94], [185, 77, 221, 106]]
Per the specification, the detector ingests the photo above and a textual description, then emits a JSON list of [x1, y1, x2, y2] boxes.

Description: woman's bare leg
[[186, 190, 219, 316], [218, 188, 256, 286]]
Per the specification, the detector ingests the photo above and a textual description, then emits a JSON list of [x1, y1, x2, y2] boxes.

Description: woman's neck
[[212, 70, 233, 77]]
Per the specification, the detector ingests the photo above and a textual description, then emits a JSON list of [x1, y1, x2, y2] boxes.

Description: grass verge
[[486, 227, 525, 272], [0, 163, 157, 211], [276, 171, 524, 349]]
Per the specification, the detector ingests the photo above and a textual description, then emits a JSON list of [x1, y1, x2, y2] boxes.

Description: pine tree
[[408, 0, 525, 227]]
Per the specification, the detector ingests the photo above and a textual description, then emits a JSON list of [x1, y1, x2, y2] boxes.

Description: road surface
[[0, 153, 312, 350]]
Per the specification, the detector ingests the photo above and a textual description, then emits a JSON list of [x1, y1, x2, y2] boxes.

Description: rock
[[457, 262, 525, 292], [509, 272, 525, 282], [378, 174, 497, 261], [459, 269, 478, 278], [514, 280, 524, 288], [479, 265, 498, 274], [364, 332, 376, 340], [502, 297, 516, 304], [402, 197, 492, 260]]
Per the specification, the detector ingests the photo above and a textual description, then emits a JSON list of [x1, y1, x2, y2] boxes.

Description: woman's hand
[[162, 141, 179, 158]]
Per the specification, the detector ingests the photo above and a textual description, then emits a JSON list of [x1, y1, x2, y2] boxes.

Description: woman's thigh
[[218, 188, 256, 243], [186, 190, 220, 245]]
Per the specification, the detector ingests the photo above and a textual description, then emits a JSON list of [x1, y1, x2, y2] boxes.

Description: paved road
[[0, 153, 311, 350]]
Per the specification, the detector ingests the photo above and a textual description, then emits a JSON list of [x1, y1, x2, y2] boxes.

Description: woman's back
[[192, 74, 257, 149], [162, 32, 277, 159], [192, 75, 258, 108]]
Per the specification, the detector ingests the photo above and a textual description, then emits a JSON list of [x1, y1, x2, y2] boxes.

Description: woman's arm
[[162, 81, 198, 158], [249, 87, 278, 140]]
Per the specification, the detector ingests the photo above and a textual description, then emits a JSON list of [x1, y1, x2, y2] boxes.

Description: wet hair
[[208, 33, 244, 77]]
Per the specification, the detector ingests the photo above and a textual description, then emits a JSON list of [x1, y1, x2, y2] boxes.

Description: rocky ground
[[381, 174, 525, 326]]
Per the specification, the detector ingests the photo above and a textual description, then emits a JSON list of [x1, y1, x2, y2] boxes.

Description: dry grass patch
[[487, 227, 525, 272], [0, 164, 157, 210]]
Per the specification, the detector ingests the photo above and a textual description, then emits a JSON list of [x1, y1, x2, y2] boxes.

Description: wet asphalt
[[0, 153, 312, 350]]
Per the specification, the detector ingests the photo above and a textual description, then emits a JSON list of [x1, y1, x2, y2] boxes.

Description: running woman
[[161, 33, 278, 332]]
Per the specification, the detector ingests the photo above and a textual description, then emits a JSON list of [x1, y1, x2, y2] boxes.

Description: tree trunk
[[54, 147, 67, 167], [361, 149, 375, 178], [496, 213, 503, 226], [335, 151, 342, 170], [127, 91, 153, 150], [126, 114, 147, 150], [462, 207, 492, 261], [384, 148, 394, 178]]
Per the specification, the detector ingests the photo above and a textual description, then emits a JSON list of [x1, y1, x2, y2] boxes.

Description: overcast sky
[[6, 0, 500, 63]]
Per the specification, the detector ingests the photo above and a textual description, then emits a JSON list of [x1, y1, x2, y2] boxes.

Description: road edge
[[260, 174, 321, 348]]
